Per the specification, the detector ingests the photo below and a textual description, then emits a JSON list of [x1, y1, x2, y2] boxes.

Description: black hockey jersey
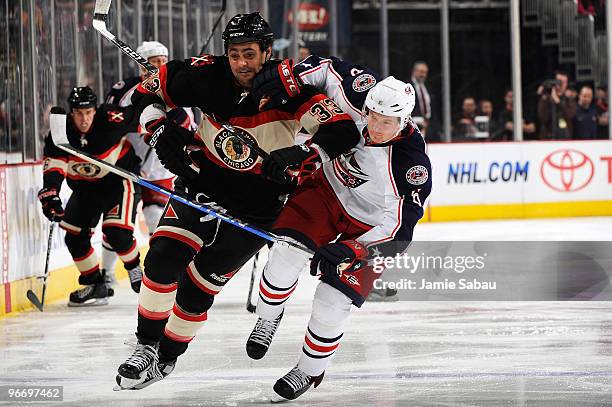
[[131, 54, 360, 221], [42, 104, 141, 192]]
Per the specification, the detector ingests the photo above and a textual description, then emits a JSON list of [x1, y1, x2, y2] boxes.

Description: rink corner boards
[[0, 248, 147, 319]]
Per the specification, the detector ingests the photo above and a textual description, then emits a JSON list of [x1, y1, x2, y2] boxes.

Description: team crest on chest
[[71, 162, 102, 178], [333, 151, 368, 188], [213, 128, 259, 170]]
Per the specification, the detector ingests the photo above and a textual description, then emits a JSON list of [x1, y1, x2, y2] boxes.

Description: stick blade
[[26, 290, 44, 312], [50, 111, 69, 146], [94, 0, 112, 15]]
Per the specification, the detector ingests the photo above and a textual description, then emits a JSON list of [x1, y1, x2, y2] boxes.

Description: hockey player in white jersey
[[246, 59, 432, 400], [103, 41, 197, 285]]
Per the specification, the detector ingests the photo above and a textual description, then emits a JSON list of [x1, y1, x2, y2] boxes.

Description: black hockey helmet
[[222, 12, 274, 53], [67, 86, 97, 110]]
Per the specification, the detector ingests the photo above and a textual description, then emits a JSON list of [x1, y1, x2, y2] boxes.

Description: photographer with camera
[[537, 70, 577, 139]]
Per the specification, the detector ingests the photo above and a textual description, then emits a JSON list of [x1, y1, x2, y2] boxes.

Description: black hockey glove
[[251, 59, 302, 111], [310, 240, 369, 277], [262, 144, 321, 184], [144, 109, 198, 181], [38, 187, 64, 222]]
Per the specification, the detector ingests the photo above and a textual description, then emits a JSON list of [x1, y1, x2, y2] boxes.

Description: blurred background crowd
[[1, 0, 610, 164]]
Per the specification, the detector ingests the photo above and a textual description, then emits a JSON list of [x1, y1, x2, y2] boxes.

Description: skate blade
[[270, 394, 290, 403], [68, 298, 109, 307], [115, 374, 147, 390]]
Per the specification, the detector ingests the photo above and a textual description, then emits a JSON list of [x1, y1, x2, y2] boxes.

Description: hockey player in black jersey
[[38, 86, 143, 306], [114, 12, 360, 390]]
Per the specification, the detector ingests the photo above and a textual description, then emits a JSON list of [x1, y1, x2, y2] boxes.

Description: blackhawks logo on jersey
[[71, 162, 102, 178], [213, 128, 259, 171]]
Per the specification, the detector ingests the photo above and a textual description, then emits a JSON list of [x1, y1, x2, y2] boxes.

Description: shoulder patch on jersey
[[213, 128, 258, 170], [406, 165, 428, 185], [190, 54, 214, 67], [352, 74, 377, 92], [112, 80, 126, 90], [107, 110, 125, 123]]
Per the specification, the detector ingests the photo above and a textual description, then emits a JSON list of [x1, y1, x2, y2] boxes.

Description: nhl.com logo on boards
[[446, 145, 612, 192]]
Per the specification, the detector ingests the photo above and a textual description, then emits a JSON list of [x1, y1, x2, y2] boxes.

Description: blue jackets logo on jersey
[[334, 151, 368, 188], [214, 129, 258, 170], [406, 165, 428, 185], [352, 74, 377, 92]]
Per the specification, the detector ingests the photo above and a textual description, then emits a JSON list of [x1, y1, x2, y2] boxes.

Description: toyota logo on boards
[[540, 149, 594, 192]]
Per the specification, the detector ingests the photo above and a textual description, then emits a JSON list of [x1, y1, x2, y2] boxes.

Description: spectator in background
[[573, 86, 599, 139], [409, 61, 431, 137], [495, 89, 536, 140], [537, 70, 576, 139], [565, 82, 579, 100], [595, 84, 609, 138], [453, 96, 477, 140], [476, 99, 498, 140]]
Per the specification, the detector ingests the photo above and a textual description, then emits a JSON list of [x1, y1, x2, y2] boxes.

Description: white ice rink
[[1, 217, 612, 406]]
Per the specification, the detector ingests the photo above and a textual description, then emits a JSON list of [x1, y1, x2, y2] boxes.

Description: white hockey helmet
[[137, 41, 169, 60], [363, 76, 415, 131]]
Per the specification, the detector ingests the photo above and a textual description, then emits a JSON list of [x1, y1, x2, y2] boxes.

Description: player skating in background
[[114, 13, 360, 390], [246, 71, 432, 400], [102, 41, 198, 288], [38, 86, 144, 306]]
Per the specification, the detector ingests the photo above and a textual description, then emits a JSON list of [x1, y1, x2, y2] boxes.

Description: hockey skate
[[246, 312, 283, 360], [273, 365, 324, 400], [101, 269, 116, 297], [127, 265, 143, 293], [67, 281, 109, 307], [115, 342, 176, 390]]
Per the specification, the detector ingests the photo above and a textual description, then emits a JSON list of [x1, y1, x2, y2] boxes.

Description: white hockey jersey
[[295, 56, 432, 245], [105, 76, 197, 181]]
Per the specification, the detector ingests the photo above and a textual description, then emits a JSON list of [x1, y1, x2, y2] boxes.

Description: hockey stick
[[48, 109, 310, 254], [93, 0, 158, 73], [199, 0, 227, 55], [26, 222, 56, 312], [246, 251, 260, 313]]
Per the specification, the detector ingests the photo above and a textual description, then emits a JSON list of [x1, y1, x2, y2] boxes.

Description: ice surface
[[1, 218, 611, 406]]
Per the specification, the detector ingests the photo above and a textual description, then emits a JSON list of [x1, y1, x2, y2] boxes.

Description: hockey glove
[[262, 144, 321, 184], [251, 59, 302, 111], [144, 109, 198, 181], [38, 187, 64, 222], [310, 240, 369, 277]]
